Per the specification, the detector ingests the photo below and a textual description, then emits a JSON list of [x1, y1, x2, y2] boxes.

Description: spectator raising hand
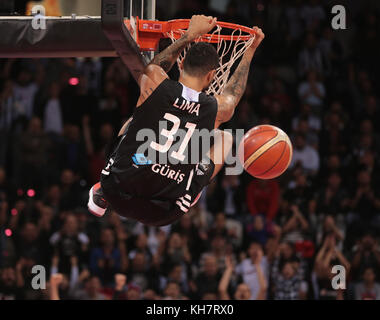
[[218, 255, 235, 300], [50, 273, 63, 300], [111, 273, 127, 300], [236, 243, 269, 300], [253, 248, 268, 300]]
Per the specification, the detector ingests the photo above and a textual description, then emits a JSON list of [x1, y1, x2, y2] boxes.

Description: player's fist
[[250, 27, 265, 50], [50, 273, 63, 287], [187, 15, 217, 40], [115, 273, 127, 291], [254, 248, 264, 265], [115, 273, 127, 285]]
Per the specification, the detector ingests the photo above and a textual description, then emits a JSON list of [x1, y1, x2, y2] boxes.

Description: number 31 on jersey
[[150, 113, 196, 162]]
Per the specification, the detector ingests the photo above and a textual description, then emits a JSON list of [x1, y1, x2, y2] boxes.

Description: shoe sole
[[88, 186, 106, 217]]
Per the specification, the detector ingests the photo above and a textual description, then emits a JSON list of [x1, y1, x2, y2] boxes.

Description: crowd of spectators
[[1, 0, 380, 300]]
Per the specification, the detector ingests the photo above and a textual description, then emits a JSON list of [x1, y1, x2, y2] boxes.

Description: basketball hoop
[[126, 18, 256, 95]]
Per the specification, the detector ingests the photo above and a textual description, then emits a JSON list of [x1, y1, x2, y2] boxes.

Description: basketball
[[238, 125, 293, 180]]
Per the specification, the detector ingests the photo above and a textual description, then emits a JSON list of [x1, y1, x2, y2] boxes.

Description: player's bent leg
[[88, 117, 133, 218], [208, 129, 233, 180], [190, 130, 233, 208], [88, 182, 108, 217]]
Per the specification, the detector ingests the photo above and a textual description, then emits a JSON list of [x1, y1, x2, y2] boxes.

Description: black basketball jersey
[[105, 78, 218, 202]]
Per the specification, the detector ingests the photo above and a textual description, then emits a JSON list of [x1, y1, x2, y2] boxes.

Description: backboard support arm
[[101, 0, 147, 82]]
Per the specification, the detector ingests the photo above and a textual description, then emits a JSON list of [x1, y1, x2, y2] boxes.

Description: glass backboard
[[125, 0, 156, 60], [125, 0, 155, 21]]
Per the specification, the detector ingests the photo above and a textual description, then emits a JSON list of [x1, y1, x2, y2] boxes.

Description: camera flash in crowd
[[69, 77, 79, 86], [27, 189, 36, 197]]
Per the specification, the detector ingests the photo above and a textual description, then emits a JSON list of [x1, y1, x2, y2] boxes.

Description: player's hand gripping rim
[[186, 15, 218, 41]]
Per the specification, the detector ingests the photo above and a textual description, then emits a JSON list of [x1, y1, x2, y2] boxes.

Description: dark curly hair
[[183, 42, 219, 76]]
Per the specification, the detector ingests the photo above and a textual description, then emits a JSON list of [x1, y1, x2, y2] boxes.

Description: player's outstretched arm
[[149, 15, 217, 73], [215, 27, 265, 128]]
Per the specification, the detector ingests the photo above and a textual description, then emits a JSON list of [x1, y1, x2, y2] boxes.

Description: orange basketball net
[[126, 18, 256, 95]]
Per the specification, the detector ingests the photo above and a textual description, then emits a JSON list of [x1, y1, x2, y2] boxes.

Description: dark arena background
[[1, 0, 380, 303]]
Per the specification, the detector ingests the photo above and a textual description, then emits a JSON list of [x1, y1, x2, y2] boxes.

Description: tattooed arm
[[136, 35, 193, 106], [215, 27, 265, 128], [149, 15, 217, 72], [149, 33, 192, 72]]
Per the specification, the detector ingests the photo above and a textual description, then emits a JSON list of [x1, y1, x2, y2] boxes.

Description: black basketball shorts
[[100, 158, 215, 227]]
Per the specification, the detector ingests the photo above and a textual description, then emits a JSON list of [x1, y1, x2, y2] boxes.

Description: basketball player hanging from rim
[[88, 15, 265, 226]]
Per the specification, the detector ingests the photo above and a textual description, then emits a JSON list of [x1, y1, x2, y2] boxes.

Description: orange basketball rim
[[125, 17, 256, 51]]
